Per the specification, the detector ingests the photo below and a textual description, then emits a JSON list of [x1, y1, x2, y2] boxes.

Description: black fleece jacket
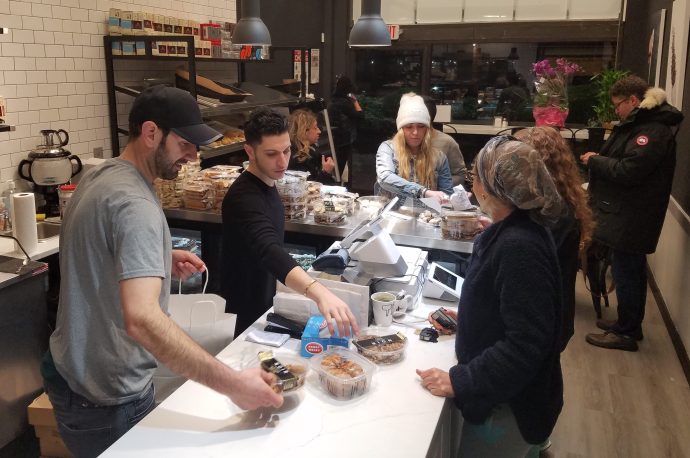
[[449, 210, 563, 445]]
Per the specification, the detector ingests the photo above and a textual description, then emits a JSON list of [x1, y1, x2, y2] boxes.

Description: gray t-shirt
[[50, 158, 171, 405]]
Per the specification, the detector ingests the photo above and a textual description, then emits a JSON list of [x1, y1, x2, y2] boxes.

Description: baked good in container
[[441, 210, 481, 240], [310, 347, 374, 400], [313, 200, 347, 225], [352, 329, 407, 364]]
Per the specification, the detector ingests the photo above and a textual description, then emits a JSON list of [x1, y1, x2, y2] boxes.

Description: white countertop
[[0, 233, 59, 260], [102, 300, 459, 457]]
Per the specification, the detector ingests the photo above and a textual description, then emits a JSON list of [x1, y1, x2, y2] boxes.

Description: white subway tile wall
[[0, 0, 236, 191]]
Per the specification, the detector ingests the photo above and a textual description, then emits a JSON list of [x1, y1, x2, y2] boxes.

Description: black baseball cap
[[129, 85, 222, 146]]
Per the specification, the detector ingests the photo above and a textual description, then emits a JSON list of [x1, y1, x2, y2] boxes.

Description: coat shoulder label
[[635, 135, 649, 146]]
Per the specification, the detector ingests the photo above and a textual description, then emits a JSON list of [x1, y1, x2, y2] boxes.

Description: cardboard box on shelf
[[27, 392, 57, 427], [28, 393, 71, 458]]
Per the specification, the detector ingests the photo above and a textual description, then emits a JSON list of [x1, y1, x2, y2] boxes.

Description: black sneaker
[[586, 331, 639, 352], [595, 318, 643, 341]]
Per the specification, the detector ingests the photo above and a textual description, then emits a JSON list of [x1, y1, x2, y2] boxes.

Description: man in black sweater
[[221, 108, 359, 337]]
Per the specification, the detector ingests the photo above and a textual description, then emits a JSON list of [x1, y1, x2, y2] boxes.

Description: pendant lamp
[[349, 0, 391, 47], [232, 0, 271, 46]]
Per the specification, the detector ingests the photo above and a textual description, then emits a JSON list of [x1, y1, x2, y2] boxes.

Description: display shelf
[[199, 82, 298, 117], [199, 142, 245, 160], [104, 35, 292, 157], [112, 55, 271, 63]]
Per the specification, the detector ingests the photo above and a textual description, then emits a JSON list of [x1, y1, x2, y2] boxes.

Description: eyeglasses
[[612, 98, 629, 110]]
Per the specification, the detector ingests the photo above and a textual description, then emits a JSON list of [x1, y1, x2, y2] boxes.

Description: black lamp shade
[[349, 0, 391, 47], [232, 0, 271, 46]]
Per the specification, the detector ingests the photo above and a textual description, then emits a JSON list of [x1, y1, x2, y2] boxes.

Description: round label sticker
[[636, 135, 649, 146], [306, 342, 323, 354]]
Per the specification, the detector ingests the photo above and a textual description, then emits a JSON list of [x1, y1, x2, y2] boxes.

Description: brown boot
[[595, 319, 644, 341], [586, 331, 639, 352]]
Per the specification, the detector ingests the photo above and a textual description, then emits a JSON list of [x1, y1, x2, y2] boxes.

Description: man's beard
[[154, 140, 181, 180]]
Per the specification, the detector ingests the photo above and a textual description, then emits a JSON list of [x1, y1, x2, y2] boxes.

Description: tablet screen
[[433, 266, 457, 289]]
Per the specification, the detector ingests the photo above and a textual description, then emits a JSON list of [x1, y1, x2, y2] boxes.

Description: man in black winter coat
[[580, 75, 683, 351]]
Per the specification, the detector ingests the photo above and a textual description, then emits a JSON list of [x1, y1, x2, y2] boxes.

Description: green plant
[[590, 69, 630, 126]]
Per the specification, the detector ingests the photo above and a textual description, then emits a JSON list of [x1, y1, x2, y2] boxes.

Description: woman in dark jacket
[[418, 136, 565, 456], [288, 109, 335, 184]]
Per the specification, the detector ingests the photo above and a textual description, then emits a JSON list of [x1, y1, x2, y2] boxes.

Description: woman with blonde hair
[[515, 126, 595, 351], [376, 93, 453, 205], [288, 109, 335, 184]]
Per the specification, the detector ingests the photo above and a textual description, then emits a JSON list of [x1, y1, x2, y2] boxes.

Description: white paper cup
[[371, 292, 396, 326]]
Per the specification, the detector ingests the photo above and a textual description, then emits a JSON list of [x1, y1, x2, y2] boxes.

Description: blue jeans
[[43, 372, 155, 458], [610, 249, 647, 336]]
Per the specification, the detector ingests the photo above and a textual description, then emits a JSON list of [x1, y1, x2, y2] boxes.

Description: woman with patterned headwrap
[[418, 136, 565, 457]]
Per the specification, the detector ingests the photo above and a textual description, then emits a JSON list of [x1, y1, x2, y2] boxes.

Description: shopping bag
[[154, 268, 236, 402]]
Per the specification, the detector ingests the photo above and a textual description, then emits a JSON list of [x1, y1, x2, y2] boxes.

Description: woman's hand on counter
[[416, 368, 455, 398], [226, 367, 284, 410], [172, 249, 206, 281], [424, 190, 449, 205], [427, 309, 457, 335]]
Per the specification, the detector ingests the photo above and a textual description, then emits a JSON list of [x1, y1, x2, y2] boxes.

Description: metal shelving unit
[[104, 35, 295, 158]]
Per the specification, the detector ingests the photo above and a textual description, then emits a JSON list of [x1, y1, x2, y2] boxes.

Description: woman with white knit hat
[[375, 92, 453, 206]]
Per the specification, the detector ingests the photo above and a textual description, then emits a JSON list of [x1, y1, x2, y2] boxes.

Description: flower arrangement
[[531, 58, 581, 127]]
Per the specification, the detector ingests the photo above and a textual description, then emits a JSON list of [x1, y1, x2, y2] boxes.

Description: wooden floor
[[545, 275, 690, 458]]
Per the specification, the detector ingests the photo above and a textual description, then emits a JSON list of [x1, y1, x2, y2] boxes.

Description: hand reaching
[[226, 367, 284, 410], [425, 190, 449, 205], [322, 156, 335, 174]]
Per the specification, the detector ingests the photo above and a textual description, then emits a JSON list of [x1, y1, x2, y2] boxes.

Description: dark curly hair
[[244, 108, 289, 147], [609, 75, 648, 101]]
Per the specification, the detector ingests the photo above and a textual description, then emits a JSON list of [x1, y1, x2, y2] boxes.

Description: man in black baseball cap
[[42, 85, 282, 457], [129, 85, 222, 147]]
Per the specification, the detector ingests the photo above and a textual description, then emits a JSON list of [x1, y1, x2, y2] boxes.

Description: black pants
[[610, 249, 647, 336]]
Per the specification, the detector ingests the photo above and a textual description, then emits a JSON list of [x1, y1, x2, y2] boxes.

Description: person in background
[[221, 108, 359, 337], [496, 72, 530, 123], [580, 75, 683, 351], [42, 86, 283, 458], [515, 126, 595, 352], [376, 92, 453, 205], [288, 109, 336, 184], [422, 96, 468, 188], [328, 75, 364, 184], [418, 136, 564, 457]]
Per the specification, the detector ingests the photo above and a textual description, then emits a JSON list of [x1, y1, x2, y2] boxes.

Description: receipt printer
[[422, 262, 463, 303]]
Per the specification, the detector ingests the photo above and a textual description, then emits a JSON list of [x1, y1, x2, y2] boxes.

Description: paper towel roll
[[11, 192, 38, 256]]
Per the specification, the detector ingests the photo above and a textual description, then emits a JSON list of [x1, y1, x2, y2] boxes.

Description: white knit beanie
[[396, 93, 430, 130]]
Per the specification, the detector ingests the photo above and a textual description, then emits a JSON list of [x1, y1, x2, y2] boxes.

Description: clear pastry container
[[310, 347, 375, 400], [352, 328, 407, 365], [441, 210, 481, 240]]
